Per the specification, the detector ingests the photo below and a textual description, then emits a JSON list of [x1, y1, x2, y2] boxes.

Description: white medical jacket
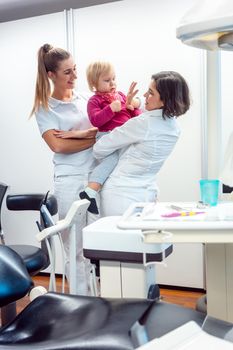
[[93, 109, 180, 190], [36, 92, 96, 176]]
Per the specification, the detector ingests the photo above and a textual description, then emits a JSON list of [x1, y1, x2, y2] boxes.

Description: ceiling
[[0, 0, 121, 23]]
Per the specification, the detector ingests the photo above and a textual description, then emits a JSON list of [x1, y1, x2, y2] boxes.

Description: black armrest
[[6, 194, 58, 216]]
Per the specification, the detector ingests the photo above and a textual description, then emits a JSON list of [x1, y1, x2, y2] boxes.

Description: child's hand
[[110, 100, 121, 112], [54, 127, 98, 139], [126, 81, 139, 110]]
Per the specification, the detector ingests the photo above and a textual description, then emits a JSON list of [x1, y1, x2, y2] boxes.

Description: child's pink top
[[87, 91, 141, 132]]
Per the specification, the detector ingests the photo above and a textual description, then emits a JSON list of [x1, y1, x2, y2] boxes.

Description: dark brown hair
[[152, 71, 190, 118]]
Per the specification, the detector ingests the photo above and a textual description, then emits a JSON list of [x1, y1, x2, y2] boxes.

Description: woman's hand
[[54, 127, 98, 139], [126, 81, 139, 110]]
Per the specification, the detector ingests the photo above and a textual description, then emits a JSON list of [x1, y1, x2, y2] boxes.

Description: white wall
[[0, 12, 65, 246], [75, 0, 203, 202], [74, 0, 205, 288], [0, 0, 205, 286], [221, 51, 233, 168]]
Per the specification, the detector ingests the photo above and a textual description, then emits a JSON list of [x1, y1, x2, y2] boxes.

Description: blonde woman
[[31, 43, 98, 296]]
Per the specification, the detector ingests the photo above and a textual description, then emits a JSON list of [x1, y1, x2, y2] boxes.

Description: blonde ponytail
[[30, 44, 70, 117]]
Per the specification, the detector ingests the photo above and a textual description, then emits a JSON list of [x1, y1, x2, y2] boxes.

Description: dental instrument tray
[[117, 201, 233, 231]]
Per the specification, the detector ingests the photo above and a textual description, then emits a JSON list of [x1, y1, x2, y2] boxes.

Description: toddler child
[[81, 61, 141, 213], [55, 61, 141, 214]]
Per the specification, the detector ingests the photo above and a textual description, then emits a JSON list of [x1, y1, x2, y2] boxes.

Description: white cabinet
[[156, 243, 205, 289]]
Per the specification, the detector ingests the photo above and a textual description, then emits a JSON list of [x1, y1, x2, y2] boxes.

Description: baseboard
[[36, 272, 64, 278], [37, 273, 206, 293], [158, 284, 206, 293]]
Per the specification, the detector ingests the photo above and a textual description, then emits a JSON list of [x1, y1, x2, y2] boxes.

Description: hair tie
[[43, 43, 53, 54]]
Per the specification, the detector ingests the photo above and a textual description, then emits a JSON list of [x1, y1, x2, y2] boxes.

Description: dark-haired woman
[[94, 71, 191, 215]]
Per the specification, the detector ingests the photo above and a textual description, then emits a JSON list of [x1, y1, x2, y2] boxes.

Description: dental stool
[[6, 192, 58, 276], [0, 185, 57, 324]]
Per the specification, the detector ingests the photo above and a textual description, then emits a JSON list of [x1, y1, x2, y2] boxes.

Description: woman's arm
[[93, 115, 146, 159], [53, 127, 98, 139], [43, 129, 95, 154]]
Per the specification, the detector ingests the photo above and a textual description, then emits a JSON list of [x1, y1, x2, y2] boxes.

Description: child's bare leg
[[87, 182, 101, 192]]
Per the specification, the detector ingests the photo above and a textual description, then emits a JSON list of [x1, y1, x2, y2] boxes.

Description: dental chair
[[0, 183, 58, 276], [0, 199, 232, 349], [1, 243, 233, 349]]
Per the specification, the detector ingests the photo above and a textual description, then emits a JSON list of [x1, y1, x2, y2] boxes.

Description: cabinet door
[[156, 243, 205, 288]]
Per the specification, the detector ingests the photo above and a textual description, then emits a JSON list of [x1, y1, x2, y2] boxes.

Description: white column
[[206, 51, 222, 178], [63, 8, 75, 56]]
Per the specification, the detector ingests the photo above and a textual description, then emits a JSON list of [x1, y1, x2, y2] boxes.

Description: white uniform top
[[36, 92, 96, 176], [93, 109, 180, 190]]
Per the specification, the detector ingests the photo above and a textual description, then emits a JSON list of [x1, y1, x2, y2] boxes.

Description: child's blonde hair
[[86, 61, 114, 91]]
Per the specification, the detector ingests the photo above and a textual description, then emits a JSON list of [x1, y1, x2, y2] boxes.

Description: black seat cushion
[[141, 300, 206, 340], [0, 293, 152, 350], [9, 245, 49, 276], [0, 246, 33, 307]]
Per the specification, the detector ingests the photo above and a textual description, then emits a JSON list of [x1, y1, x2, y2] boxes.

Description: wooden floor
[[17, 274, 205, 313]]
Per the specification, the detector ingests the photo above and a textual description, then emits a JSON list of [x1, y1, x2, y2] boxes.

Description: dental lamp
[[176, 0, 233, 51]]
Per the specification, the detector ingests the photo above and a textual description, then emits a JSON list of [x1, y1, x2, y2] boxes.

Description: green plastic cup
[[199, 179, 220, 206]]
